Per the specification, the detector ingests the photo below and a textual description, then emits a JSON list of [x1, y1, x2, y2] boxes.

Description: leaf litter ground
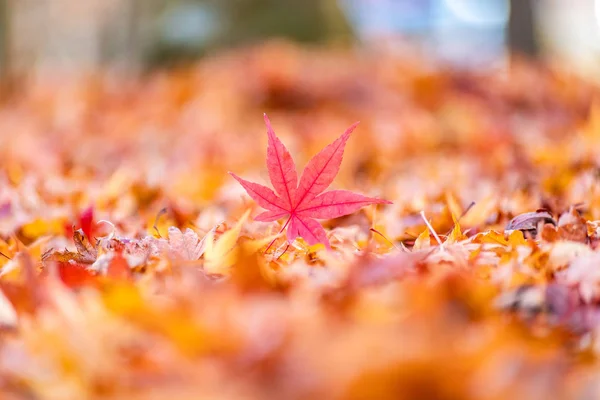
[[1, 42, 600, 398]]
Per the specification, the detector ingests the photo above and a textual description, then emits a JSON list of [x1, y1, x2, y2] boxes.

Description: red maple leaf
[[229, 114, 392, 249]]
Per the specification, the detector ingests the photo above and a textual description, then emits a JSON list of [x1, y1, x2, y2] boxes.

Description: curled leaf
[[43, 229, 97, 264], [506, 211, 556, 237]]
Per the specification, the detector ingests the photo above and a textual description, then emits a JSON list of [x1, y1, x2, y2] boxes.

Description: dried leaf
[[43, 229, 97, 264], [506, 211, 556, 236], [161, 227, 210, 261], [557, 209, 588, 243]]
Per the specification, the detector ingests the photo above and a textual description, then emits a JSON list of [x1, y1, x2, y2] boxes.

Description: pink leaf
[[230, 115, 391, 250], [297, 190, 392, 219], [265, 114, 298, 209]]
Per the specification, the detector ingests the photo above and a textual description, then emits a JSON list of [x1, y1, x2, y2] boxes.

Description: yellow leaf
[[508, 230, 527, 247], [21, 218, 65, 239], [0, 235, 51, 278], [472, 230, 508, 246], [413, 229, 431, 250], [145, 208, 176, 238], [307, 243, 326, 253], [446, 213, 467, 244], [370, 225, 395, 251], [204, 210, 251, 275], [213, 210, 250, 257]]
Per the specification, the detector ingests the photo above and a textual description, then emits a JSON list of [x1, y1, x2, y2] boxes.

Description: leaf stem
[[444, 201, 476, 236], [460, 201, 476, 220], [276, 244, 290, 260], [265, 216, 292, 254], [153, 208, 168, 238], [369, 228, 404, 252]]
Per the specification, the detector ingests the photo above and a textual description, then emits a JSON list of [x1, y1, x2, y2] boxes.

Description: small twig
[[370, 228, 404, 252], [420, 211, 444, 250], [265, 217, 291, 254], [276, 244, 290, 260], [153, 208, 168, 238], [444, 201, 476, 236], [459, 201, 476, 220], [0, 251, 10, 260]]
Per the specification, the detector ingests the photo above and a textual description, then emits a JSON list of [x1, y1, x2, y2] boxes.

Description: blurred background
[[0, 0, 599, 79]]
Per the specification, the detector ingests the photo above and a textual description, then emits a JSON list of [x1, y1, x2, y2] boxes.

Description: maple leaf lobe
[[264, 113, 297, 210]]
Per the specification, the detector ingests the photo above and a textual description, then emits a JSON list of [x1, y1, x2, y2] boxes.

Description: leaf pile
[[1, 42, 600, 398]]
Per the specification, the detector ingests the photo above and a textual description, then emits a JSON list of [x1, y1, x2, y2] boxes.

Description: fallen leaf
[[42, 229, 97, 264], [446, 213, 467, 244], [52, 262, 98, 289], [230, 114, 391, 249], [557, 208, 588, 243], [160, 226, 211, 261], [506, 211, 556, 237], [204, 210, 250, 275], [414, 229, 431, 250]]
